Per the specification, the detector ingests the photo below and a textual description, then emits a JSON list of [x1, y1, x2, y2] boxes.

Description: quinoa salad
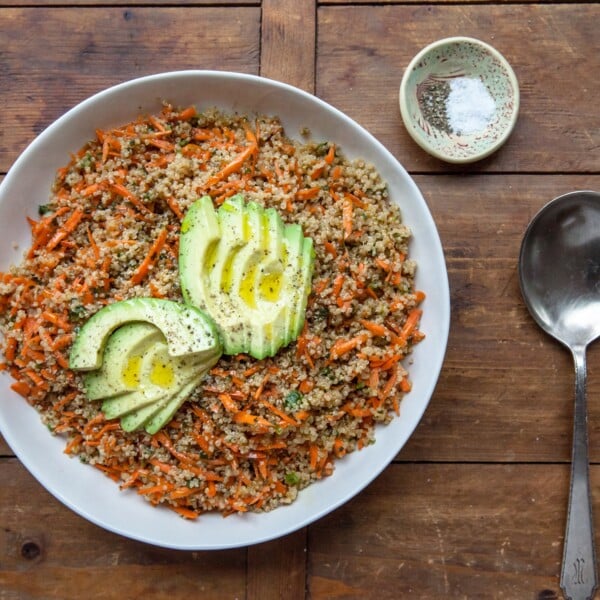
[[0, 104, 424, 518]]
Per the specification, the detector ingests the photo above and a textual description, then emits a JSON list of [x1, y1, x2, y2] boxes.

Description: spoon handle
[[561, 347, 597, 600]]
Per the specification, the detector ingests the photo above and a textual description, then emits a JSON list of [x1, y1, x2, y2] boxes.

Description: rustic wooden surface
[[1, 1, 599, 599]]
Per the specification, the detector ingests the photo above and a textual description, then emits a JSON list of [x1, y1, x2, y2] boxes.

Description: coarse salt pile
[[446, 77, 496, 135]]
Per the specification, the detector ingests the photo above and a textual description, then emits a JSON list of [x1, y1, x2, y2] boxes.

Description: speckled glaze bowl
[[399, 37, 519, 164]]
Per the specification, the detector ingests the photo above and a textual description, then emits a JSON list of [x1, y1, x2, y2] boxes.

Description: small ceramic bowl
[[399, 36, 519, 164]]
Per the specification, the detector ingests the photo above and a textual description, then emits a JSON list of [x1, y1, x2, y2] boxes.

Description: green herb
[[285, 390, 303, 410], [314, 141, 329, 156], [68, 304, 88, 321], [38, 204, 54, 216], [313, 306, 329, 321], [78, 152, 95, 169], [285, 472, 300, 486]]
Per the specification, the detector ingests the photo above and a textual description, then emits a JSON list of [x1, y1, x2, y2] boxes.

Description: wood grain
[[399, 174, 600, 463], [2, 459, 595, 599], [1, 2, 600, 598], [0, 7, 261, 173], [260, 0, 316, 93], [325, 0, 592, 3], [317, 4, 600, 173], [0, 460, 247, 599], [0, 0, 250, 4], [308, 463, 591, 599], [247, 530, 307, 600]]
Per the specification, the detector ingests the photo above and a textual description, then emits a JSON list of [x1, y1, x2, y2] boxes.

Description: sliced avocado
[[98, 344, 210, 420], [84, 322, 163, 400], [71, 297, 223, 434], [178, 195, 224, 312], [69, 297, 221, 371], [120, 390, 173, 432], [144, 377, 204, 435], [88, 328, 218, 423], [290, 236, 315, 339], [179, 195, 314, 359], [101, 390, 162, 420], [119, 376, 201, 433]]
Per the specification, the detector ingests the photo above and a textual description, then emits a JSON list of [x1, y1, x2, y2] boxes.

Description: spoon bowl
[[519, 190, 600, 600], [520, 191, 600, 349]]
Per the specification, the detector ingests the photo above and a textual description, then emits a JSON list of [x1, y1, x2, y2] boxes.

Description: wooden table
[[1, 1, 599, 598]]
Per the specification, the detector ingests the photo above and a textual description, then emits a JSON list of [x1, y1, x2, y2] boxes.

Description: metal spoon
[[519, 190, 600, 600]]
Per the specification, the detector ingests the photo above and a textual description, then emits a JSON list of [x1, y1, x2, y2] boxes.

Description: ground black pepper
[[418, 80, 451, 134]]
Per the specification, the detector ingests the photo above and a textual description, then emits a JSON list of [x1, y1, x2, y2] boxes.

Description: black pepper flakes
[[418, 80, 451, 134]]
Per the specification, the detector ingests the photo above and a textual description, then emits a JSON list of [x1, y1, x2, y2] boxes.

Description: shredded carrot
[[165, 196, 184, 221], [47, 208, 85, 251], [233, 411, 275, 429], [218, 392, 239, 413], [360, 319, 389, 337], [309, 444, 319, 470], [64, 434, 83, 455], [41, 311, 71, 331], [329, 334, 368, 359], [109, 183, 151, 214], [324, 241, 338, 258], [86, 225, 100, 262], [176, 106, 197, 121], [333, 438, 345, 458], [11, 380, 31, 398], [243, 364, 262, 378], [253, 374, 270, 401], [4, 337, 17, 362], [313, 278, 330, 295], [206, 480, 217, 498], [299, 380, 314, 394], [331, 274, 344, 298], [261, 399, 298, 427], [130, 228, 168, 286], [400, 377, 412, 393], [295, 187, 321, 201], [324, 144, 336, 165], [342, 196, 353, 239], [205, 141, 257, 187], [381, 370, 398, 399], [398, 308, 422, 344]]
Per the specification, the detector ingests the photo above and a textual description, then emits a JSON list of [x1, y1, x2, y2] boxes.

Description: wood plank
[[0, 0, 250, 4], [398, 174, 600, 463], [0, 7, 261, 173], [247, 530, 307, 600], [0, 435, 12, 457], [317, 4, 600, 173], [325, 0, 592, 3], [0, 459, 246, 599], [260, 0, 316, 93], [308, 463, 596, 599]]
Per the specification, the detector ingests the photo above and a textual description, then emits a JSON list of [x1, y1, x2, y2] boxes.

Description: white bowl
[[0, 71, 450, 550]]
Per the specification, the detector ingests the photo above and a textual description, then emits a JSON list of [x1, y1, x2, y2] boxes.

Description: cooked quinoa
[[0, 104, 424, 518]]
